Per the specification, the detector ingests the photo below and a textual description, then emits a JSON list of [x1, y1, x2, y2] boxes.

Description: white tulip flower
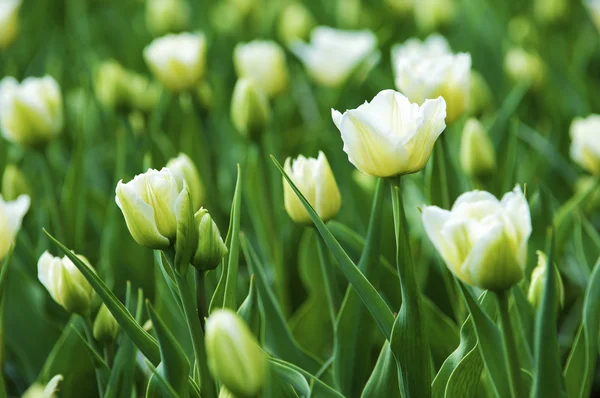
[[283, 151, 341, 224], [0, 76, 63, 147], [392, 34, 471, 123], [144, 32, 207, 92], [0, 0, 21, 48], [291, 26, 379, 88], [233, 40, 289, 97], [332, 90, 446, 177], [422, 186, 532, 291], [570, 114, 600, 175], [0, 194, 29, 261]]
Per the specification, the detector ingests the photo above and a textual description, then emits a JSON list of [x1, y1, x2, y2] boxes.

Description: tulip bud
[[534, 0, 567, 24], [22, 374, 63, 398], [2, 164, 31, 201], [206, 309, 267, 397], [460, 118, 496, 178], [385, 0, 413, 16], [528, 251, 565, 310], [504, 48, 545, 88], [575, 176, 600, 211], [145, 0, 190, 36], [231, 78, 271, 140], [93, 304, 120, 342], [508, 16, 538, 47], [392, 34, 470, 123], [283, 151, 341, 224], [166, 153, 205, 210], [467, 71, 492, 116], [292, 27, 378, 88], [115, 168, 192, 250], [0, 76, 63, 148], [570, 114, 600, 175], [195, 81, 214, 112], [0, 0, 21, 49], [192, 209, 228, 271], [422, 186, 532, 291], [37, 251, 95, 314], [414, 0, 456, 32], [0, 194, 29, 261], [332, 90, 447, 177], [126, 73, 161, 112], [94, 60, 128, 110], [233, 41, 289, 98], [278, 2, 315, 46], [144, 32, 207, 92]]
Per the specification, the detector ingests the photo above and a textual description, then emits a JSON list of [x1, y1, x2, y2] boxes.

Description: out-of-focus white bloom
[[570, 114, 600, 175], [145, 0, 190, 36], [22, 375, 64, 398], [414, 0, 456, 32], [422, 186, 532, 291], [144, 32, 207, 92], [586, 1, 600, 31], [0, 194, 29, 261], [0, 0, 21, 49], [332, 90, 446, 177], [116, 168, 190, 249], [230, 78, 271, 139], [38, 251, 95, 314], [166, 153, 205, 210], [392, 34, 471, 123], [504, 48, 545, 88], [291, 26, 378, 88], [0, 76, 63, 147], [283, 151, 341, 224], [233, 41, 289, 97], [460, 118, 496, 177]]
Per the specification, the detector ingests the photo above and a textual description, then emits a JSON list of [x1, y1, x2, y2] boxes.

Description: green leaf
[[268, 358, 345, 398], [44, 229, 161, 364], [457, 283, 510, 398], [0, 245, 14, 301], [532, 234, 566, 398], [145, 360, 182, 398], [360, 342, 401, 398], [272, 156, 394, 339], [69, 324, 110, 372], [146, 301, 190, 397], [563, 257, 600, 398], [265, 359, 311, 398], [389, 181, 431, 398], [210, 165, 242, 313], [432, 292, 496, 398], [424, 298, 460, 367], [334, 178, 385, 396], [241, 235, 323, 374], [237, 274, 261, 339]]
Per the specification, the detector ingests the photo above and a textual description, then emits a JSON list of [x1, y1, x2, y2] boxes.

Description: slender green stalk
[[195, 269, 208, 331], [81, 315, 105, 397], [38, 151, 65, 243], [173, 269, 216, 398], [497, 289, 525, 398], [315, 231, 341, 328]]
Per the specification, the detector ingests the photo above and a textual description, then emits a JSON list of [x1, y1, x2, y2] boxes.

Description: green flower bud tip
[[206, 309, 267, 398], [192, 208, 228, 271], [230, 77, 271, 140], [460, 118, 496, 178], [93, 304, 120, 342], [528, 250, 565, 310]]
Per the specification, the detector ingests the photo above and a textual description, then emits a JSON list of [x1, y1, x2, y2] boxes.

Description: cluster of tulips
[[1, 0, 600, 397]]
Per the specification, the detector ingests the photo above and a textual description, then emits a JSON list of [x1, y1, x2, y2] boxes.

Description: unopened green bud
[[93, 304, 120, 342], [145, 0, 190, 36], [385, 0, 413, 16], [206, 309, 267, 397], [534, 0, 567, 24], [467, 71, 493, 116], [528, 251, 565, 310], [278, 2, 315, 46], [2, 164, 31, 201], [94, 60, 127, 110], [195, 81, 214, 112], [460, 118, 496, 177], [414, 0, 456, 32], [575, 176, 600, 211], [167, 153, 205, 211], [192, 209, 227, 271], [231, 78, 271, 140], [504, 48, 545, 88], [508, 16, 538, 47], [126, 73, 161, 112]]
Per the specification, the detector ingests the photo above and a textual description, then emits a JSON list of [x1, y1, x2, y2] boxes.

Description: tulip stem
[[497, 289, 525, 398], [173, 269, 216, 398], [195, 269, 208, 331], [80, 315, 105, 397], [315, 231, 341, 327], [38, 152, 65, 244]]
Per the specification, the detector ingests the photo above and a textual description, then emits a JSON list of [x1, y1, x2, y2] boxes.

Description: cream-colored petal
[[403, 96, 446, 172], [314, 151, 341, 221]]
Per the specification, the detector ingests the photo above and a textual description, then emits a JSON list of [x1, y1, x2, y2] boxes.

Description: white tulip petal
[[3, 193, 30, 233]]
